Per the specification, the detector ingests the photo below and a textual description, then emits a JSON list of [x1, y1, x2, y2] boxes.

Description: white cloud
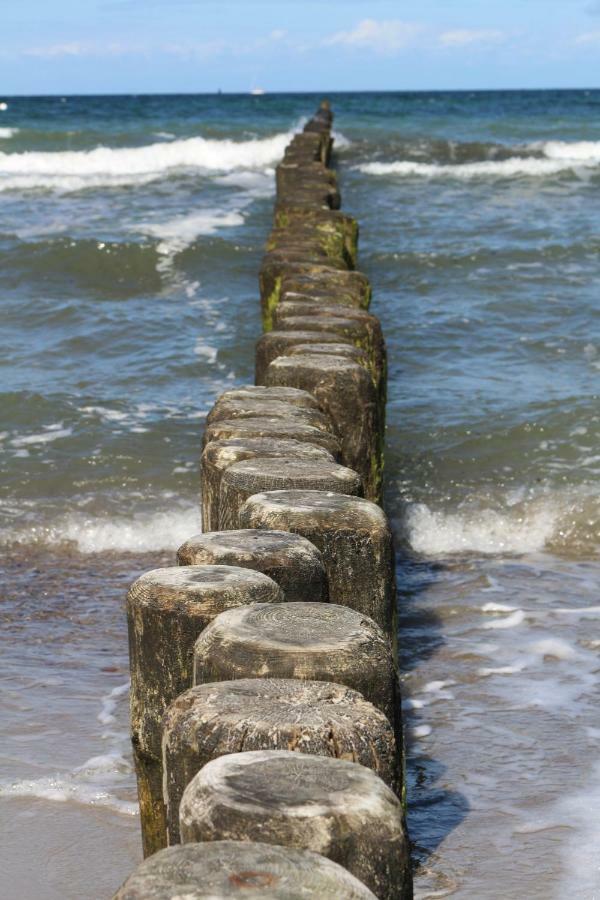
[[23, 42, 89, 59], [325, 19, 422, 54], [439, 29, 505, 48], [575, 30, 600, 44]]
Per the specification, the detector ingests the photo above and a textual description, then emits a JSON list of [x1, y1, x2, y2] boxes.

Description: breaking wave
[[0, 128, 295, 192], [358, 139, 600, 180], [404, 488, 600, 558], [0, 505, 201, 553]]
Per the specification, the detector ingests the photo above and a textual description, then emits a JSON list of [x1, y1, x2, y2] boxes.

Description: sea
[[0, 91, 598, 899]]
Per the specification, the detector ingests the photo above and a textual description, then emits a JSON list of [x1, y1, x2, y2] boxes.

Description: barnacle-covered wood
[[193, 601, 399, 728], [265, 354, 382, 502], [239, 489, 395, 637], [200, 437, 335, 532], [127, 565, 284, 855], [219, 457, 362, 530], [177, 529, 327, 603], [163, 678, 400, 843], [202, 417, 341, 457], [179, 751, 412, 900], [112, 841, 378, 899]]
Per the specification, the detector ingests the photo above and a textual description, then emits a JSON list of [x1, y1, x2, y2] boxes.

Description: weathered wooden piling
[[200, 437, 335, 532], [239, 490, 395, 636], [206, 396, 334, 434], [121, 100, 411, 897], [177, 529, 328, 603], [163, 678, 400, 842], [254, 329, 359, 383], [264, 355, 382, 500], [127, 565, 284, 856], [202, 416, 341, 457], [113, 842, 378, 899], [214, 384, 321, 409], [260, 262, 371, 331], [219, 457, 363, 529], [179, 750, 412, 900], [272, 303, 387, 404], [193, 601, 399, 728]]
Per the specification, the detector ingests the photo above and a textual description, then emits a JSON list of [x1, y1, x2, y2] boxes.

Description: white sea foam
[[358, 140, 600, 180], [532, 139, 600, 161], [0, 127, 18, 139], [405, 501, 557, 556], [528, 637, 577, 661], [481, 602, 517, 613], [332, 129, 351, 149], [193, 339, 218, 363], [215, 169, 275, 196], [98, 682, 130, 726], [0, 681, 137, 816], [10, 426, 72, 447], [405, 488, 599, 558], [0, 128, 295, 193], [483, 610, 526, 630], [1, 505, 201, 553], [137, 208, 245, 256]]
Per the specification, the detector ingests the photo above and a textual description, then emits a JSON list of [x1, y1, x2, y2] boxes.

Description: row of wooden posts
[[114, 101, 413, 900]]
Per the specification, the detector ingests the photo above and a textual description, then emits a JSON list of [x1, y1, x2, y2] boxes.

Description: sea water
[[0, 91, 598, 898]]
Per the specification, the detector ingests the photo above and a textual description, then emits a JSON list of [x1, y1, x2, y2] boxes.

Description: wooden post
[[255, 329, 357, 385], [219, 458, 362, 529], [163, 678, 400, 843], [264, 355, 382, 502], [127, 565, 284, 857], [193, 601, 399, 729], [177, 529, 327, 603], [206, 396, 334, 435], [238, 490, 395, 637], [214, 384, 321, 409], [202, 417, 341, 458], [112, 841, 378, 899], [179, 751, 412, 900], [200, 437, 335, 532]]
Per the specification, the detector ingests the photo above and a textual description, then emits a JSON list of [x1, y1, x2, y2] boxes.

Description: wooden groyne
[[116, 101, 412, 900]]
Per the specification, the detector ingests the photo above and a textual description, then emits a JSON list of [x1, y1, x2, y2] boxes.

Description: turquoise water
[[0, 92, 598, 898]]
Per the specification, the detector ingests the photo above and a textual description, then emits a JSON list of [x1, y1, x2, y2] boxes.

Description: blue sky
[[2, 0, 600, 94]]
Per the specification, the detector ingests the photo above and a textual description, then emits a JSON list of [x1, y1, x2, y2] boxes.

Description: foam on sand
[[0, 682, 137, 816]]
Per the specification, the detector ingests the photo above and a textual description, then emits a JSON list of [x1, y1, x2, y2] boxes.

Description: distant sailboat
[[250, 88, 266, 96]]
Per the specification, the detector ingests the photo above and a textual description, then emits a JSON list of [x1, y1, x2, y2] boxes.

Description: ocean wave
[[358, 139, 600, 180], [0, 127, 18, 139], [0, 128, 295, 193], [0, 505, 201, 553], [404, 488, 600, 558]]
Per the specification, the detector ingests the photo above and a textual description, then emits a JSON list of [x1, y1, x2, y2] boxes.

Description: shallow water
[[0, 91, 598, 898]]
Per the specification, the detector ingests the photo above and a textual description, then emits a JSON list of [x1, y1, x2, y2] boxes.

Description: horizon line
[[2, 86, 600, 99]]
